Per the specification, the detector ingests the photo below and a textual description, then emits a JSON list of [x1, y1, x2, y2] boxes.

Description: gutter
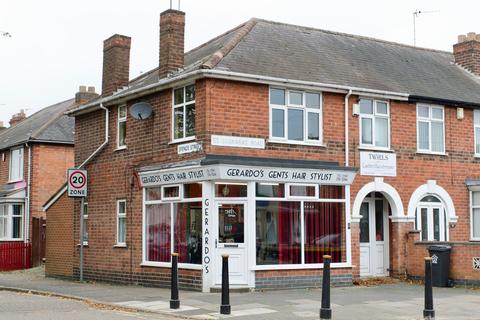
[[409, 95, 480, 108], [67, 69, 410, 116]]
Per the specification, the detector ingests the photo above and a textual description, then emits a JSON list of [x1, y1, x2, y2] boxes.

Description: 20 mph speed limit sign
[[68, 169, 87, 197]]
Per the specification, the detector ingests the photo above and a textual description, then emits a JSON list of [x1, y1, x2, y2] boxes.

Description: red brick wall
[[45, 192, 74, 278], [0, 150, 10, 185]]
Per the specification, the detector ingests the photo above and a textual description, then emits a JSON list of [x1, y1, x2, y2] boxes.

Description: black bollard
[[170, 253, 180, 309], [220, 254, 231, 315], [320, 255, 332, 320], [423, 257, 435, 320]]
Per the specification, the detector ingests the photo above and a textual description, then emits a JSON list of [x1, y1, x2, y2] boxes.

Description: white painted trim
[[171, 84, 196, 143], [407, 180, 458, 223], [469, 190, 480, 241], [117, 105, 127, 149], [474, 110, 480, 156], [141, 261, 203, 270], [416, 104, 446, 154], [358, 98, 390, 149], [352, 177, 405, 223], [116, 199, 127, 246]]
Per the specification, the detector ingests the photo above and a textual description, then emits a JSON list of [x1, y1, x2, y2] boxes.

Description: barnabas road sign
[[68, 169, 87, 197]]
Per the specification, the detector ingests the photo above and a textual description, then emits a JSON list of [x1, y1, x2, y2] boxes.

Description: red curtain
[[278, 202, 301, 264], [174, 204, 187, 263], [147, 204, 171, 262]]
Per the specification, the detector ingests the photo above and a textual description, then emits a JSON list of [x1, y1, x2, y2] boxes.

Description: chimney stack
[[453, 32, 480, 76], [0, 121, 6, 132], [159, 10, 185, 79], [75, 86, 99, 104], [102, 34, 131, 96], [9, 109, 26, 127]]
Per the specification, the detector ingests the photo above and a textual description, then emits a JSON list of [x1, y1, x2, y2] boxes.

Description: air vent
[[473, 257, 480, 270]]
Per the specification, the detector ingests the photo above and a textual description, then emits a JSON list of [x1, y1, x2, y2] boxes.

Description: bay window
[[0, 204, 24, 240], [359, 99, 389, 149], [172, 85, 195, 141], [270, 88, 322, 144], [145, 183, 202, 265], [417, 104, 445, 153], [471, 191, 480, 240], [9, 147, 23, 181]]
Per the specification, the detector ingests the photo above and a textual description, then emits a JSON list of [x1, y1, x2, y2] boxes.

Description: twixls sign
[[139, 164, 356, 186], [67, 169, 88, 197]]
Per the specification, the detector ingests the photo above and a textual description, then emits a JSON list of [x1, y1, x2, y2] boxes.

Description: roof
[[0, 99, 75, 150], [73, 18, 480, 113]]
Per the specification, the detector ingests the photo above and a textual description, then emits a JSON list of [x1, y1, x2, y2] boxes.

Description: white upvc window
[[0, 204, 23, 240], [415, 195, 447, 241], [470, 191, 480, 240], [417, 104, 445, 154], [269, 88, 323, 145], [117, 105, 127, 149], [9, 147, 23, 182], [116, 200, 127, 246], [172, 84, 196, 142], [474, 110, 480, 156], [359, 99, 390, 149]]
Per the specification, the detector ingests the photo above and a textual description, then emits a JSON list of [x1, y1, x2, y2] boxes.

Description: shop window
[[415, 195, 447, 241], [172, 84, 195, 141], [288, 184, 317, 198], [183, 183, 202, 198], [117, 105, 127, 149], [146, 203, 171, 262], [215, 183, 247, 198], [174, 202, 202, 264], [0, 204, 23, 240], [256, 183, 285, 198], [162, 185, 180, 200], [146, 187, 162, 201], [218, 203, 245, 244], [304, 202, 345, 263], [359, 99, 389, 149], [471, 191, 480, 240], [319, 185, 344, 199], [269, 88, 322, 144], [116, 200, 127, 245], [256, 201, 301, 265], [9, 147, 23, 181], [417, 104, 445, 153]]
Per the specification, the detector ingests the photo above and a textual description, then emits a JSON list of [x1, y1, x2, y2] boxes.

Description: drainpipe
[[345, 89, 352, 167], [25, 143, 32, 243], [78, 103, 109, 169]]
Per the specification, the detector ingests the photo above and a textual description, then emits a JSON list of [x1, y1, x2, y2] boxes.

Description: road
[[0, 291, 176, 320]]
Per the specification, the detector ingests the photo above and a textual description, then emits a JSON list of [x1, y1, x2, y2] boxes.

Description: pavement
[[0, 267, 480, 319]]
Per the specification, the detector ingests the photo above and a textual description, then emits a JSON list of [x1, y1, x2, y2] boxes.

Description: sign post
[[67, 169, 88, 282]]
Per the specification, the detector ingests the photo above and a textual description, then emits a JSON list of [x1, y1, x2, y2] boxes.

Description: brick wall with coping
[[255, 268, 352, 289]]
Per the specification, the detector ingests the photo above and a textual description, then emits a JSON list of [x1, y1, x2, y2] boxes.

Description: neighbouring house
[[0, 86, 97, 271], [45, 10, 480, 290]]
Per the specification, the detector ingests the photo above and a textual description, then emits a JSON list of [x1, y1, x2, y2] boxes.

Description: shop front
[[139, 155, 357, 292]]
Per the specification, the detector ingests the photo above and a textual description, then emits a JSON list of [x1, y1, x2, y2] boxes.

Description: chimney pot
[[79, 85, 87, 93], [468, 32, 477, 41], [458, 34, 467, 43], [159, 9, 185, 79], [87, 86, 95, 93], [9, 110, 27, 127], [102, 34, 131, 96], [76, 86, 99, 104]]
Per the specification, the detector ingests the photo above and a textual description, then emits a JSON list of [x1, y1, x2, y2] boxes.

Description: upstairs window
[[417, 104, 445, 154], [173, 85, 195, 141], [359, 99, 389, 149], [474, 110, 480, 156], [270, 88, 322, 144], [117, 105, 127, 149], [9, 147, 23, 181]]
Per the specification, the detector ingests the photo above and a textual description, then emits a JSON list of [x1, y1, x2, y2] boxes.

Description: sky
[[0, 0, 479, 126]]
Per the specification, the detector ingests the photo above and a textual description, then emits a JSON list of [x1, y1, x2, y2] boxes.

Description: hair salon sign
[[360, 151, 396, 177]]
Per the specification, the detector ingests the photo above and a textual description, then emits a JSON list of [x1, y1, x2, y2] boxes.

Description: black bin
[[427, 245, 451, 287]]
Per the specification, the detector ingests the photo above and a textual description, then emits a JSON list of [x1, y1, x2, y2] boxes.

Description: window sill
[[8, 179, 24, 184], [115, 146, 127, 152], [169, 136, 196, 145], [114, 244, 127, 248], [0, 238, 24, 242], [253, 262, 351, 270], [268, 139, 326, 147], [416, 151, 448, 156], [358, 146, 395, 153], [141, 261, 203, 270], [76, 242, 88, 247]]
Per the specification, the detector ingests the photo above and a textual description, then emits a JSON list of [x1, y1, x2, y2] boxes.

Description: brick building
[[0, 86, 97, 268], [46, 10, 480, 290]]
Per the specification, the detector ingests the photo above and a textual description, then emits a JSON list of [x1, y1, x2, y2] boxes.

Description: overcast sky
[[0, 0, 478, 126]]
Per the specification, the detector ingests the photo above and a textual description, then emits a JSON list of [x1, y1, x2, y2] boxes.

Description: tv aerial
[[129, 102, 153, 120], [413, 10, 439, 46]]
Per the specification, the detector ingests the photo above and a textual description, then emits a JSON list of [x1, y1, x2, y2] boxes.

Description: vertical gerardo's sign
[[203, 198, 211, 275]]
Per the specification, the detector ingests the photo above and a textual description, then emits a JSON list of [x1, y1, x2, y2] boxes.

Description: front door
[[214, 201, 249, 286], [359, 195, 389, 277]]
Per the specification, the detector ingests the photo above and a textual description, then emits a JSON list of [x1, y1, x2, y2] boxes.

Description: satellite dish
[[129, 102, 153, 120]]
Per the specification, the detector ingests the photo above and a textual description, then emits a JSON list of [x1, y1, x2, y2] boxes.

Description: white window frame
[[269, 87, 323, 146], [82, 202, 88, 245], [474, 110, 480, 157], [9, 147, 23, 182], [286, 183, 319, 199], [161, 184, 182, 201], [470, 190, 480, 241], [359, 98, 390, 150], [116, 200, 127, 246], [416, 104, 445, 154], [171, 84, 196, 143], [415, 199, 448, 241], [117, 105, 127, 149], [142, 185, 203, 269], [0, 203, 24, 241]]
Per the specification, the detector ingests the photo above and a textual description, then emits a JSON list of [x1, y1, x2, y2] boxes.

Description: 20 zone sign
[[68, 169, 87, 197]]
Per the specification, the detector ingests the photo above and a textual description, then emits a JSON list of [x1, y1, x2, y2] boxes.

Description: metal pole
[[413, 11, 417, 47], [220, 254, 231, 315], [424, 257, 435, 320], [79, 197, 84, 282], [320, 255, 332, 320], [170, 253, 180, 309]]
